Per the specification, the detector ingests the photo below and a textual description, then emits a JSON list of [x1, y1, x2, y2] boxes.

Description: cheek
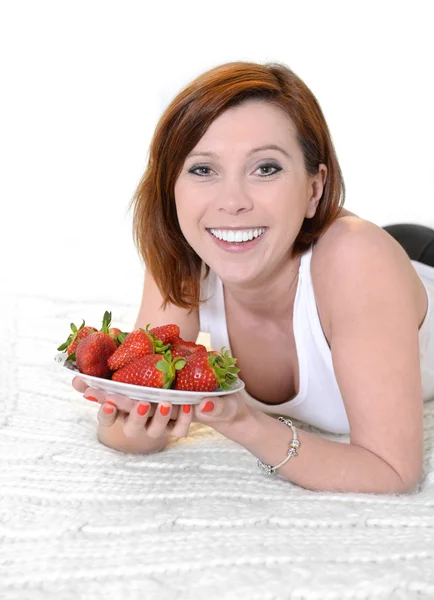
[[174, 198, 204, 246], [176, 190, 205, 226]]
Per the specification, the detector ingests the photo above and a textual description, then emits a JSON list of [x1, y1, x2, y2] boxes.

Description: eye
[[188, 165, 212, 177], [187, 161, 283, 178], [256, 162, 282, 177]]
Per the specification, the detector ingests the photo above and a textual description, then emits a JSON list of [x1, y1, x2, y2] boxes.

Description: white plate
[[54, 352, 245, 404]]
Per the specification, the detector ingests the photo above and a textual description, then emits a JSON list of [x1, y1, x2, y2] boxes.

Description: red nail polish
[[183, 404, 191, 414], [137, 403, 150, 416], [105, 400, 117, 407], [201, 401, 214, 413], [160, 405, 170, 416], [85, 395, 98, 403], [103, 405, 114, 414]]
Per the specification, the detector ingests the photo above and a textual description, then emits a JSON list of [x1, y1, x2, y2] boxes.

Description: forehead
[[193, 100, 298, 148]]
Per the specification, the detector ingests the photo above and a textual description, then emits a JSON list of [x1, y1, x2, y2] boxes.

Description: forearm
[[218, 408, 417, 494]]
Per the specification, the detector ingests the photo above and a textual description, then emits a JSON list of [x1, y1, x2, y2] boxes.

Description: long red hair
[[128, 61, 345, 310]]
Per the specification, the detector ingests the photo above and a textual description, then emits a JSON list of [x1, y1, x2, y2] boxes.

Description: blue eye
[[187, 162, 282, 177]]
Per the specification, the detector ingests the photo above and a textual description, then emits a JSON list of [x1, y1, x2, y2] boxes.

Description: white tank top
[[199, 246, 434, 434]]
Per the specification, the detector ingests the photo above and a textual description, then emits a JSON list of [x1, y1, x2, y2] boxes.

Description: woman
[[73, 61, 434, 494]]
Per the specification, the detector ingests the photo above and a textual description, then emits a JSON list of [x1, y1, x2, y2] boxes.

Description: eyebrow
[[186, 144, 292, 160]]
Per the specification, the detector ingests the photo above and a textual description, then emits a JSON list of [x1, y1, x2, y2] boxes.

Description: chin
[[205, 258, 259, 285]]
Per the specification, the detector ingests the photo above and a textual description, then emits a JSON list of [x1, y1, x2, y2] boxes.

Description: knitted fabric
[[1, 291, 433, 600]]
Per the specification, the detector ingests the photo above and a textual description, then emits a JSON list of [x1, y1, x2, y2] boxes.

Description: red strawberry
[[170, 337, 207, 358], [149, 324, 180, 345], [112, 352, 185, 388], [75, 332, 118, 378], [107, 329, 154, 371], [99, 311, 126, 346], [174, 347, 240, 392], [57, 320, 98, 359], [108, 327, 124, 345]]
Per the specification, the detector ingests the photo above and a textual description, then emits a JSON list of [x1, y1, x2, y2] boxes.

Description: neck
[[222, 255, 302, 322]]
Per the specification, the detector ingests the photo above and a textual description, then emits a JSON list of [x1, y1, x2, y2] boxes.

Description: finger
[[145, 402, 173, 438], [83, 387, 106, 405], [123, 402, 152, 438], [194, 396, 233, 422], [105, 393, 136, 413], [168, 403, 193, 438], [169, 404, 180, 420], [72, 376, 88, 393], [196, 397, 218, 418], [97, 402, 119, 428]]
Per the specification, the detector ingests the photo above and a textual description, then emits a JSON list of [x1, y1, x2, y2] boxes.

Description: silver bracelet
[[257, 417, 300, 475]]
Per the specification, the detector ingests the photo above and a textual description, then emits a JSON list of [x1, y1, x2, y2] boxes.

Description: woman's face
[[174, 99, 327, 286]]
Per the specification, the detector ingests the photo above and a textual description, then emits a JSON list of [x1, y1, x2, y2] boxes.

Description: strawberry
[[170, 337, 207, 358], [57, 320, 98, 360], [99, 311, 126, 346], [109, 327, 124, 344], [75, 331, 118, 378], [107, 329, 154, 371], [174, 347, 240, 392], [149, 324, 180, 345], [112, 351, 186, 388]]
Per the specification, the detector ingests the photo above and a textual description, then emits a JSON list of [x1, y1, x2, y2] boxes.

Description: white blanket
[[1, 292, 434, 599]]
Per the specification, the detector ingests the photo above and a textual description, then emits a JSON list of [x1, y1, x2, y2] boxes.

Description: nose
[[215, 178, 254, 215]]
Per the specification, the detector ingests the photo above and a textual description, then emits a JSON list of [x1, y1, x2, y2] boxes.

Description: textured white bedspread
[[1, 292, 434, 600]]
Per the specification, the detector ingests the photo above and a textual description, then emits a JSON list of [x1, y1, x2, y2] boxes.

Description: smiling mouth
[[207, 227, 267, 243]]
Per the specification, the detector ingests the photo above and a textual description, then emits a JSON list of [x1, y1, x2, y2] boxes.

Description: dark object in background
[[383, 223, 434, 267]]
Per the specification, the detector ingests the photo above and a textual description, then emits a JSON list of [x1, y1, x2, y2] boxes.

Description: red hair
[[128, 60, 345, 310]]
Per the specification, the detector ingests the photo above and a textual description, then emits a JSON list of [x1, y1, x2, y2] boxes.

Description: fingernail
[[103, 405, 114, 414], [105, 400, 117, 407], [137, 403, 150, 416], [84, 395, 98, 403], [160, 405, 171, 416], [183, 404, 191, 414], [201, 401, 214, 413]]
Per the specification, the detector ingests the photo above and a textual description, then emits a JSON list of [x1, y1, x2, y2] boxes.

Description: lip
[[207, 227, 267, 253], [206, 226, 267, 230]]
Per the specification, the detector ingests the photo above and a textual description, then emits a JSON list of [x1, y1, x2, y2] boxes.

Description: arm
[[218, 408, 418, 494], [215, 223, 424, 494], [96, 269, 200, 453]]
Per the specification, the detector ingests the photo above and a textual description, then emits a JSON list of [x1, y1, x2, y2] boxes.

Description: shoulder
[[311, 215, 421, 336], [313, 215, 408, 267]]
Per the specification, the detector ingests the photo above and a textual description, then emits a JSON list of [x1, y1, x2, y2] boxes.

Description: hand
[[192, 390, 252, 433], [72, 376, 193, 439]]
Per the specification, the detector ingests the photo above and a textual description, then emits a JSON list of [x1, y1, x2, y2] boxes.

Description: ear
[[305, 164, 328, 219]]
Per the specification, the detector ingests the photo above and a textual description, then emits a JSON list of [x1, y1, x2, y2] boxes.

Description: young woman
[[73, 61, 434, 495]]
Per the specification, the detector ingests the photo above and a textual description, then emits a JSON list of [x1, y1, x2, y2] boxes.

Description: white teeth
[[209, 228, 266, 243]]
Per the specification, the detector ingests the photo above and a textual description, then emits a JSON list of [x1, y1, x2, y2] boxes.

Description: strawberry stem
[[143, 324, 171, 354], [155, 351, 186, 388], [100, 311, 112, 334], [208, 346, 240, 390], [57, 319, 85, 351]]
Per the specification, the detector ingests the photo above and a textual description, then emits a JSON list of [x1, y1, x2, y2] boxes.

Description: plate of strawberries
[[55, 311, 244, 404]]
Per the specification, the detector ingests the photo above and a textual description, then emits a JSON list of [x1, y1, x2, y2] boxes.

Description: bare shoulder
[[314, 214, 408, 262], [311, 215, 427, 336]]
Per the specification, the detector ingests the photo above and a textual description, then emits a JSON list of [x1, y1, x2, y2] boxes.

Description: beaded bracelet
[[257, 417, 300, 475]]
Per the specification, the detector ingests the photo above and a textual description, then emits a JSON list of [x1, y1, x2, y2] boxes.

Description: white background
[[1, 0, 433, 312]]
